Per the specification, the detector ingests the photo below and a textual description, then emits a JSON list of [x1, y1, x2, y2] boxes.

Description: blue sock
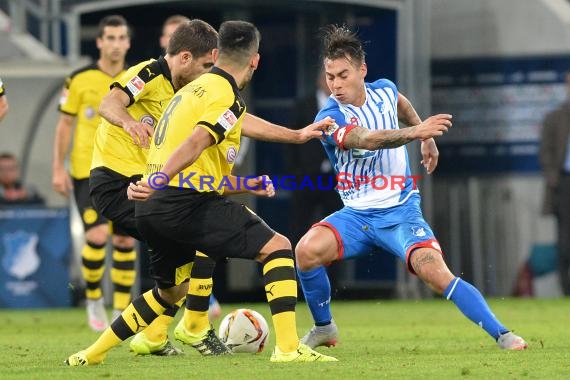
[[443, 277, 509, 340], [297, 266, 332, 325]]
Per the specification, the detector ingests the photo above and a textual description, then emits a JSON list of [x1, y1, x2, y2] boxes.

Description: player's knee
[[111, 234, 135, 249], [85, 224, 108, 245], [295, 237, 323, 271]]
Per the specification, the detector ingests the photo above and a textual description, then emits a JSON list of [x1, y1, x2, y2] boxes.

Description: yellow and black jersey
[[144, 67, 247, 193], [59, 63, 126, 179], [0, 77, 5, 96], [91, 56, 175, 177]]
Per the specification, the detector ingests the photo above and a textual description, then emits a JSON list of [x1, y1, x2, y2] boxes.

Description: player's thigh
[[193, 197, 277, 261], [90, 168, 142, 240], [136, 214, 195, 289], [373, 201, 442, 274], [314, 207, 377, 262], [73, 177, 107, 234]]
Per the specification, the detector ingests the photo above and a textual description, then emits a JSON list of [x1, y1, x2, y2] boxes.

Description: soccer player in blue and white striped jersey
[[295, 24, 527, 351]]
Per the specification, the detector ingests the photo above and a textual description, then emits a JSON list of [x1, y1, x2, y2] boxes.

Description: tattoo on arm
[[343, 126, 416, 150]]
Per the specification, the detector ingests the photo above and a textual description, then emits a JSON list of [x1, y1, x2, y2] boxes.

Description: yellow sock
[[111, 246, 136, 310], [137, 296, 184, 344], [262, 250, 299, 353], [184, 252, 214, 334], [85, 288, 169, 360], [81, 241, 106, 300], [84, 328, 122, 364]]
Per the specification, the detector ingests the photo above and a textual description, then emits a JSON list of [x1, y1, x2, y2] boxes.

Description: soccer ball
[[218, 308, 270, 353]]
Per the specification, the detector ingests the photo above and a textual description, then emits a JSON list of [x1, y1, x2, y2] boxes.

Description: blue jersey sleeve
[[314, 100, 351, 147], [370, 78, 398, 94]]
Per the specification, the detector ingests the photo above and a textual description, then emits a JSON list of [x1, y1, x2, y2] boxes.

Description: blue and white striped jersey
[[316, 78, 418, 209]]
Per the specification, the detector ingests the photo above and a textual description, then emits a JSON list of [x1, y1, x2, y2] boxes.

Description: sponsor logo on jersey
[[227, 146, 237, 163], [126, 76, 145, 97], [140, 114, 155, 127], [59, 88, 69, 105], [218, 109, 238, 130], [350, 116, 360, 125]]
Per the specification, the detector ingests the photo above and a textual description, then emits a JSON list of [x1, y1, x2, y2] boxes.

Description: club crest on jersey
[[126, 76, 145, 97], [85, 106, 96, 119], [227, 146, 237, 163], [218, 109, 238, 131], [140, 114, 155, 127], [411, 226, 426, 237]]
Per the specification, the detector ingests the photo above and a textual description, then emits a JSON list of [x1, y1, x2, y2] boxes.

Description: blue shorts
[[314, 194, 442, 274]]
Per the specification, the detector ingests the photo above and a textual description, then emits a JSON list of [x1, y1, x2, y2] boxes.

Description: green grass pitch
[[1, 298, 568, 379]]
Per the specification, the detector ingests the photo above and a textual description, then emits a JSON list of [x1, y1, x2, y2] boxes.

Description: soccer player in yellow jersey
[[66, 20, 337, 366], [90, 19, 218, 356], [52, 15, 133, 333]]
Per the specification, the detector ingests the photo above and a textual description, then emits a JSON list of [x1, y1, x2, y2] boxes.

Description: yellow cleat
[[174, 320, 231, 355], [130, 332, 183, 356], [270, 343, 338, 362], [64, 350, 102, 366]]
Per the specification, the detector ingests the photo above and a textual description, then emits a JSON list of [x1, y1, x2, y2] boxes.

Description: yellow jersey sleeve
[[0, 77, 5, 96], [58, 75, 80, 116], [111, 58, 159, 106]]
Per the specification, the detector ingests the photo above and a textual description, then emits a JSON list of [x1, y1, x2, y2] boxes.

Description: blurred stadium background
[[0, 0, 568, 308]]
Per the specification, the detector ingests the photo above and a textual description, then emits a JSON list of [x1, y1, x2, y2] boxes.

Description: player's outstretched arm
[[342, 114, 452, 150], [99, 88, 154, 148], [242, 113, 334, 144], [224, 174, 275, 197]]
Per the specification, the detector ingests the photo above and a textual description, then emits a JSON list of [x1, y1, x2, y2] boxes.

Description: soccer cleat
[[130, 332, 184, 356], [86, 298, 109, 332], [497, 332, 528, 350], [174, 320, 231, 355], [64, 350, 103, 366], [270, 343, 338, 362], [208, 296, 222, 321], [300, 321, 338, 349]]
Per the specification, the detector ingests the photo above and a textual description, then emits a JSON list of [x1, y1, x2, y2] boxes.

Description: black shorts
[[73, 176, 108, 232], [135, 188, 276, 289], [89, 167, 143, 240]]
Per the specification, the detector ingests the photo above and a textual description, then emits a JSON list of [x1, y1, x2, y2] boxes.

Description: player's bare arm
[[396, 93, 422, 127], [99, 87, 154, 148], [52, 113, 75, 197], [342, 113, 452, 150], [224, 174, 275, 197], [242, 113, 334, 144], [0, 94, 8, 122]]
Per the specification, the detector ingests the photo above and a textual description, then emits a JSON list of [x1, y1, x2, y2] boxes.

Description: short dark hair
[[0, 152, 16, 160], [321, 24, 365, 66], [98, 15, 129, 38], [218, 20, 260, 65], [167, 19, 218, 58]]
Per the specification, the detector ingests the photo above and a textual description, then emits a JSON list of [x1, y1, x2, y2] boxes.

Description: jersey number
[[154, 95, 182, 148]]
